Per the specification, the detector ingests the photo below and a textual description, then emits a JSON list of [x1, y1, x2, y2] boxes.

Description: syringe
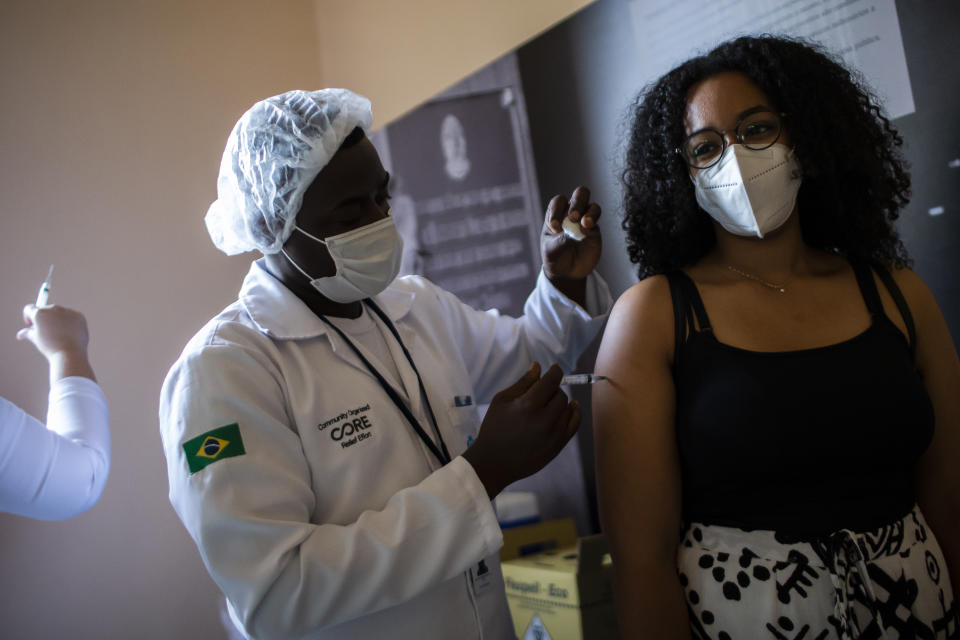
[[35, 265, 54, 307], [560, 373, 608, 385]]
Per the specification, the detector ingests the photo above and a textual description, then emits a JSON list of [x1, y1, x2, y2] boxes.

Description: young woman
[[594, 36, 960, 639]]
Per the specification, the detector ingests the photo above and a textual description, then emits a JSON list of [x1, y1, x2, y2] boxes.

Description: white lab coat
[[0, 377, 109, 520], [159, 260, 611, 640]]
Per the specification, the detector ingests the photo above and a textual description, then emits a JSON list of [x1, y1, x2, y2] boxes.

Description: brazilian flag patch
[[183, 423, 246, 474]]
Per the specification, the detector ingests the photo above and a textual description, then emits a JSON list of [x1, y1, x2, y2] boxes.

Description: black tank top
[[668, 261, 934, 537]]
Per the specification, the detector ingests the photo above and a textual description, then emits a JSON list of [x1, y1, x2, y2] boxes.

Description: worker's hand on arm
[[541, 186, 602, 307], [17, 304, 96, 384], [463, 362, 579, 499]]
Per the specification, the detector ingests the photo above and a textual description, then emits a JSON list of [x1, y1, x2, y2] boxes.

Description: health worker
[[159, 88, 612, 639], [2, 304, 109, 520]]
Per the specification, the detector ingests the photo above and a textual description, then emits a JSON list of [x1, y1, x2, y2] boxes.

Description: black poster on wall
[[384, 89, 542, 317]]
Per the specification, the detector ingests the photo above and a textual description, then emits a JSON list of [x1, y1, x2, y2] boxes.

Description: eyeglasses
[[676, 108, 786, 170]]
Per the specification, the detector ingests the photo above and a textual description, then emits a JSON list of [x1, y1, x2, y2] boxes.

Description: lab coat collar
[[239, 260, 415, 340]]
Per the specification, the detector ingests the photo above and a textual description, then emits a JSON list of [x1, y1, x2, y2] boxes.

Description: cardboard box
[[501, 520, 619, 640]]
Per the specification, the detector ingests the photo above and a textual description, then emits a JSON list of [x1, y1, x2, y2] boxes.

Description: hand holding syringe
[[19, 265, 96, 382]]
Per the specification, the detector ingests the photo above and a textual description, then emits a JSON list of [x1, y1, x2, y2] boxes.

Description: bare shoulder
[[615, 273, 672, 308], [608, 275, 674, 338], [599, 274, 675, 368], [879, 264, 959, 369], [887, 264, 935, 299], [882, 264, 942, 326]]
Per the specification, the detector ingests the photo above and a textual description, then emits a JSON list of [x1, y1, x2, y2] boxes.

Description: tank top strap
[[679, 271, 713, 333], [872, 262, 917, 358], [849, 259, 917, 359], [850, 260, 885, 317], [666, 271, 713, 370]]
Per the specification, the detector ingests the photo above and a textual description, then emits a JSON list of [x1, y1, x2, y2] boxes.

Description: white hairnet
[[205, 89, 373, 255]]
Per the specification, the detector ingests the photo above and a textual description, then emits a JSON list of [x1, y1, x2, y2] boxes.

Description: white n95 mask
[[282, 216, 404, 303], [693, 143, 802, 238]]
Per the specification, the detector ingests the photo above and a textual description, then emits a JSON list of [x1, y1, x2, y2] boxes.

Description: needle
[[560, 373, 608, 385]]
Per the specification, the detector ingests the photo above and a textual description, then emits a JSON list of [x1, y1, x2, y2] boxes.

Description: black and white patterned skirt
[[677, 505, 959, 639]]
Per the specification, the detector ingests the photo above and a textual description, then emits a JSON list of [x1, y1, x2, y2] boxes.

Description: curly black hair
[[620, 35, 911, 278]]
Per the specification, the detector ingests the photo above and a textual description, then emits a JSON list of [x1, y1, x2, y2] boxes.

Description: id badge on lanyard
[[469, 558, 493, 596]]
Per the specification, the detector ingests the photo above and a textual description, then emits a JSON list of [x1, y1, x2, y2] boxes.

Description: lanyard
[[317, 300, 452, 466]]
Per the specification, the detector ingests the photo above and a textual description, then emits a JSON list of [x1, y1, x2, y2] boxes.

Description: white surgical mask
[[281, 216, 403, 303], [693, 143, 802, 238]]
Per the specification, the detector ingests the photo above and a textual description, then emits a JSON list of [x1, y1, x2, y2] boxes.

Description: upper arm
[[889, 269, 960, 522], [592, 275, 681, 564], [0, 387, 109, 521], [160, 344, 318, 626]]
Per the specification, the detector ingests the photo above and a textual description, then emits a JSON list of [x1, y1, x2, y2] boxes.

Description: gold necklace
[[726, 265, 787, 293]]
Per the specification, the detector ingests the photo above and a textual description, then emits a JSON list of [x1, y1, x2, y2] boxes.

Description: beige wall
[[0, 2, 319, 637], [0, 0, 593, 638], [315, 0, 596, 127]]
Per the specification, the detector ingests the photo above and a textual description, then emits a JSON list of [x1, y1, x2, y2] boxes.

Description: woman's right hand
[[463, 362, 580, 499]]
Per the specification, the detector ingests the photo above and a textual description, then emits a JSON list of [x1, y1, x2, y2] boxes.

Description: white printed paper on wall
[[626, 0, 914, 118]]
